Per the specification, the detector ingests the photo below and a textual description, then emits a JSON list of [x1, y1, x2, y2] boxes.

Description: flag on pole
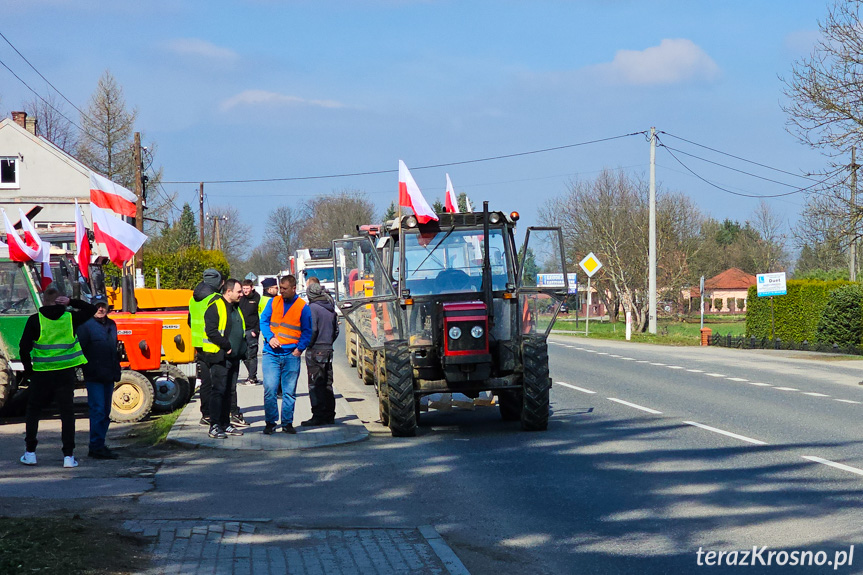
[[89, 171, 137, 218], [75, 201, 91, 281], [18, 209, 43, 251], [90, 204, 147, 267], [465, 196, 474, 213], [1, 209, 41, 262], [39, 240, 52, 291], [444, 174, 459, 213], [398, 160, 438, 224]]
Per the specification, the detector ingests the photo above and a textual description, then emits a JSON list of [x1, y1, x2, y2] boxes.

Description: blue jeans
[[262, 353, 301, 425], [86, 381, 114, 450]]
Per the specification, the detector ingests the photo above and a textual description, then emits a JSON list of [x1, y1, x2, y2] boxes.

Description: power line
[[160, 131, 647, 184], [0, 55, 84, 134]]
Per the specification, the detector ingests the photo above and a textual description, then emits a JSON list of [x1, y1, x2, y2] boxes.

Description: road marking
[[705, 373, 726, 378], [585, 350, 597, 353], [556, 382, 596, 394], [550, 341, 565, 346], [773, 386, 799, 392], [666, 366, 684, 369], [621, 357, 635, 361], [802, 456, 863, 477], [835, 399, 862, 404], [565, 345, 576, 348], [802, 392, 830, 397], [608, 354, 621, 358], [607, 398, 663, 414], [649, 362, 666, 366], [575, 347, 586, 351], [726, 377, 748, 382], [748, 382, 772, 387], [686, 369, 704, 373], [597, 352, 609, 355], [683, 421, 767, 445], [635, 360, 650, 363]]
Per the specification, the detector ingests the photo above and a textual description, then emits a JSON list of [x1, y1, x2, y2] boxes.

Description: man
[[258, 277, 279, 315], [238, 279, 261, 386], [188, 268, 222, 426], [302, 277, 339, 427], [77, 295, 121, 460], [19, 288, 97, 468], [201, 278, 247, 439], [260, 275, 312, 435]]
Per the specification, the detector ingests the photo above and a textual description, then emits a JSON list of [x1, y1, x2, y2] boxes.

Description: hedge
[[815, 284, 863, 346], [745, 279, 854, 341], [101, 248, 231, 290]]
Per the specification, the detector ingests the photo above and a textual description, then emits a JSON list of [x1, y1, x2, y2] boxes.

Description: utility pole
[[648, 127, 657, 334], [851, 147, 858, 282], [199, 182, 205, 249], [133, 131, 144, 273], [207, 213, 228, 252]]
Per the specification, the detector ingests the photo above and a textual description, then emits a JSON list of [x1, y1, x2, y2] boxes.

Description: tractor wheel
[[521, 338, 550, 431], [498, 389, 524, 421], [362, 349, 376, 386], [148, 364, 191, 413], [346, 323, 357, 367], [385, 341, 416, 437], [111, 370, 155, 423], [0, 354, 15, 413], [376, 350, 389, 426]]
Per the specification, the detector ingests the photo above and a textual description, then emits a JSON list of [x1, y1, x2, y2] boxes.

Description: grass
[[552, 316, 746, 345], [130, 408, 184, 446], [0, 516, 150, 574]]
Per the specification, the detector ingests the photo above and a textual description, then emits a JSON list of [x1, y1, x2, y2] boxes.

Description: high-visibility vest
[[201, 298, 246, 354], [32, 312, 87, 371], [258, 295, 272, 316], [189, 293, 219, 348], [270, 295, 306, 346]]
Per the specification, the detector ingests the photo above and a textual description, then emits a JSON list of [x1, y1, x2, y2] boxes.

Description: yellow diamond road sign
[[579, 252, 602, 278]]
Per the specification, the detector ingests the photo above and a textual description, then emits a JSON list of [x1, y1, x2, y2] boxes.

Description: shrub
[[746, 280, 854, 341], [99, 248, 230, 291], [815, 284, 863, 346], [727, 297, 735, 312], [736, 298, 745, 311], [713, 298, 723, 311]]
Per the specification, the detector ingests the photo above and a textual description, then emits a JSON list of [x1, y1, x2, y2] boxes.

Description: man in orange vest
[[260, 275, 312, 434]]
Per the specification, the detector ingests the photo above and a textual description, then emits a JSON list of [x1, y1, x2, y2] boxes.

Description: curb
[[418, 525, 471, 575]]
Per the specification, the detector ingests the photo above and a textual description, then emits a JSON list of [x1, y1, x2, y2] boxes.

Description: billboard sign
[[536, 273, 578, 294], [756, 272, 787, 297]]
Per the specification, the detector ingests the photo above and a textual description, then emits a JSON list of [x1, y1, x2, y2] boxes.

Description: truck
[[332, 204, 567, 436], [294, 247, 346, 299]]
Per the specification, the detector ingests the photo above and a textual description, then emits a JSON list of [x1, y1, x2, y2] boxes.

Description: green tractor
[[333, 203, 568, 436]]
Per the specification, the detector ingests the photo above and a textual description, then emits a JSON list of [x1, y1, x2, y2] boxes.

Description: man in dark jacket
[[238, 279, 261, 385], [19, 288, 97, 468], [188, 268, 222, 426], [302, 278, 339, 427], [201, 278, 247, 439], [77, 295, 121, 460]]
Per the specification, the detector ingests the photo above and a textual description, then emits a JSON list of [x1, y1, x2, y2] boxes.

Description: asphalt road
[[136, 333, 863, 574]]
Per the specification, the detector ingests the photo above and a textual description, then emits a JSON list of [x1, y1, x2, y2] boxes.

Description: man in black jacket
[[301, 278, 340, 427], [19, 288, 97, 468], [201, 278, 247, 439], [238, 279, 261, 386]]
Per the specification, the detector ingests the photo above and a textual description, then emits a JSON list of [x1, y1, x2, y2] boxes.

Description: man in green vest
[[18, 287, 97, 468]]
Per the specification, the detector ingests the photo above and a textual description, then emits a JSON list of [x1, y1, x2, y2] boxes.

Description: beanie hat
[[203, 268, 222, 289], [261, 277, 277, 288]]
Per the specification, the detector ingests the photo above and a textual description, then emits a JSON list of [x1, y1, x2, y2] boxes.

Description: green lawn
[[552, 316, 746, 345]]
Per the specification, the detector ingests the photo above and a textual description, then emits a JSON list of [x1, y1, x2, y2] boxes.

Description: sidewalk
[[167, 363, 369, 450]]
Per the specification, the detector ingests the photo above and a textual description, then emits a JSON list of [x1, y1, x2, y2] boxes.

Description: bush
[[745, 280, 854, 341], [736, 298, 745, 311], [99, 248, 230, 291], [713, 298, 723, 311], [815, 284, 863, 346], [727, 297, 735, 312]]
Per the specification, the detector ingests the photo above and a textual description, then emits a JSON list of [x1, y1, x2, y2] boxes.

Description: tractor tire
[[362, 349, 376, 386], [346, 323, 357, 367], [385, 341, 416, 437], [376, 350, 389, 426], [498, 389, 524, 421], [0, 354, 15, 414], [148, 364, 191, 413], [521, 338, 550, 431], [111, 370, 155, 423]]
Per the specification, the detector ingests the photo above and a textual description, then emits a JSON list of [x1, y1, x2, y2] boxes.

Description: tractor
[[333, 203, 567, 436]]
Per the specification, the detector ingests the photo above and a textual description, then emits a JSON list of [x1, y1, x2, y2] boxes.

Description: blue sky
[[1, 0, 832, 248]]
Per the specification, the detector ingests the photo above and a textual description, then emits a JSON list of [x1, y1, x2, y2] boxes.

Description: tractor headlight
[[405, 215, 418, 228], [489, 212, 501, 224], [448, 326, 462, 339], [471, 325, 484, 339]]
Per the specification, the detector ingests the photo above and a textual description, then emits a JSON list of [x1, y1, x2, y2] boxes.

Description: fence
[[709, 332, 863, 356]]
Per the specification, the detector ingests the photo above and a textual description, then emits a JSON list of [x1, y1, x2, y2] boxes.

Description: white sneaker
[[19, 451, 36, 466], [63, 456, 78, 468]]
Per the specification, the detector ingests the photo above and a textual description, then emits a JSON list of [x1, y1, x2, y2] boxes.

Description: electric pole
[[199, 182, 205, 249], [133, 131, 144, 272], [648, 126, 657, 334], [851, 147, 858, 282], [207, 213, 228, 252]]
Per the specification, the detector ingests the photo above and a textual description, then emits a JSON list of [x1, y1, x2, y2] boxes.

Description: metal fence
[[708, 332, 863, 356]]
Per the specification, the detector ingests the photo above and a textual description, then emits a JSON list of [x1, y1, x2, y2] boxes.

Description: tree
[[203, 205, 251, 270], [432, 199, 444, 214], [749, 200, 789, 273], [146, 203, 197, 253], [297, 190, 376, 249], [383, 202, 397, 221], [792, 192, 850, 276], [457, 192, 473, 212], [266, 205, 302, 269], [176, 203, 198, 248], [22, 92, 77, 154], [231, 239, 285, 279]]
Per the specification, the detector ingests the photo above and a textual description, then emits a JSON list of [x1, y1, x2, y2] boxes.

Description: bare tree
[[266, 205, 303, 269], [792, 192, 850, 274], [204, 205, 251, 268], [298, 189, 376, 249], [749, 200, 789, 272], [233, 239, 285, 278], [22, 92, 77, 154]]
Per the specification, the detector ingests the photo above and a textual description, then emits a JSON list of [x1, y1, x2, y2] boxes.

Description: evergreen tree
[[177, 203, 198, 248], [457, 192, 473, 212], [383, 202, 397, 221], [432, 199, 444, 214]]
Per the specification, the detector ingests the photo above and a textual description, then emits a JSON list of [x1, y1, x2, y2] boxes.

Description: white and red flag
[[19, 209, 44, 251], [38, 240, 52, 291], [75, 201, 91, 281], [90, 204, 147, 267], [398, 160, 438, 224], [89, 171, 137, 218], [444, 173, 459, 213], [1, 209, 41, 262]]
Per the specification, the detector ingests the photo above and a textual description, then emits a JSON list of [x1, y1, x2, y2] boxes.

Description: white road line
[[748, 382, 772, 387], [802, 456, 863, 477], [550, 341, 565, 346], [565, 345, 576, 348], [607, 398, 663, 414], [683, 421, 768, 446], [705, 373, 726, 378], [597, 352, 609, 355], [635, 360, 650, 363], [773, 386, 799, 392], [666, 366, 684, 370], [575, 347, 586, 351], [726, 377, 748, 382], [802, 392, 830, 397], [556, 382, 596, 394], [621, 357, 635, 361], [835, 399, 862, 404], [686, 369, 704, 373], [649, 362, 666, 366], [585, 350, 597, 353], [609, 354, 621, 358]]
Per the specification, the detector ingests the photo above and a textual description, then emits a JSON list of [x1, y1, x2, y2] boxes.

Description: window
[[0, 262, 37, 315], [0, 157, 18, 188]]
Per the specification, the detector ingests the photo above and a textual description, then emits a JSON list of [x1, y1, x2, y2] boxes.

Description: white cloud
[[164, 38, 240, 65], [593, 39, 719, 85], [219, 90, 344, 112]]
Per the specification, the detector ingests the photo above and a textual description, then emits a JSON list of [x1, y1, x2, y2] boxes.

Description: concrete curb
[[418, 525, 471, 575]]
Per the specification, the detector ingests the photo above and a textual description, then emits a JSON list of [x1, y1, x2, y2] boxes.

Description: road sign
[[536, 273, 578, 294], [756, 272, 787, 297], [245, 272, 258, 282], [579, 253, 602, 278]]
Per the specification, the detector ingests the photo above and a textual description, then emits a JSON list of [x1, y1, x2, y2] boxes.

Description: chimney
[[11, 111, 26, 129], [25, 116, 37, 135]]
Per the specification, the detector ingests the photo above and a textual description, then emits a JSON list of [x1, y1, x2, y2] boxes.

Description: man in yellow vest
[[18, 288, 97, 468], [260, 275, 312, 435]]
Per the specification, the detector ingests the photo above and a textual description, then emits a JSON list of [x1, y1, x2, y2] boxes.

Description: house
[[692, 268, 756, 313]]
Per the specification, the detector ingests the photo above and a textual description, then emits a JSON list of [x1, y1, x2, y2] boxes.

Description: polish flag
[[90, 171, 137, 218], [19, 209, 43, 251], [465, 196, 474, 213], [444, 173, 459, 213], [39, 241, 53, 291], [1, 209, 41, 262], [75, 201, 91, 281], [398, 160, 438, 224], [90, 204, 147, 267]]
